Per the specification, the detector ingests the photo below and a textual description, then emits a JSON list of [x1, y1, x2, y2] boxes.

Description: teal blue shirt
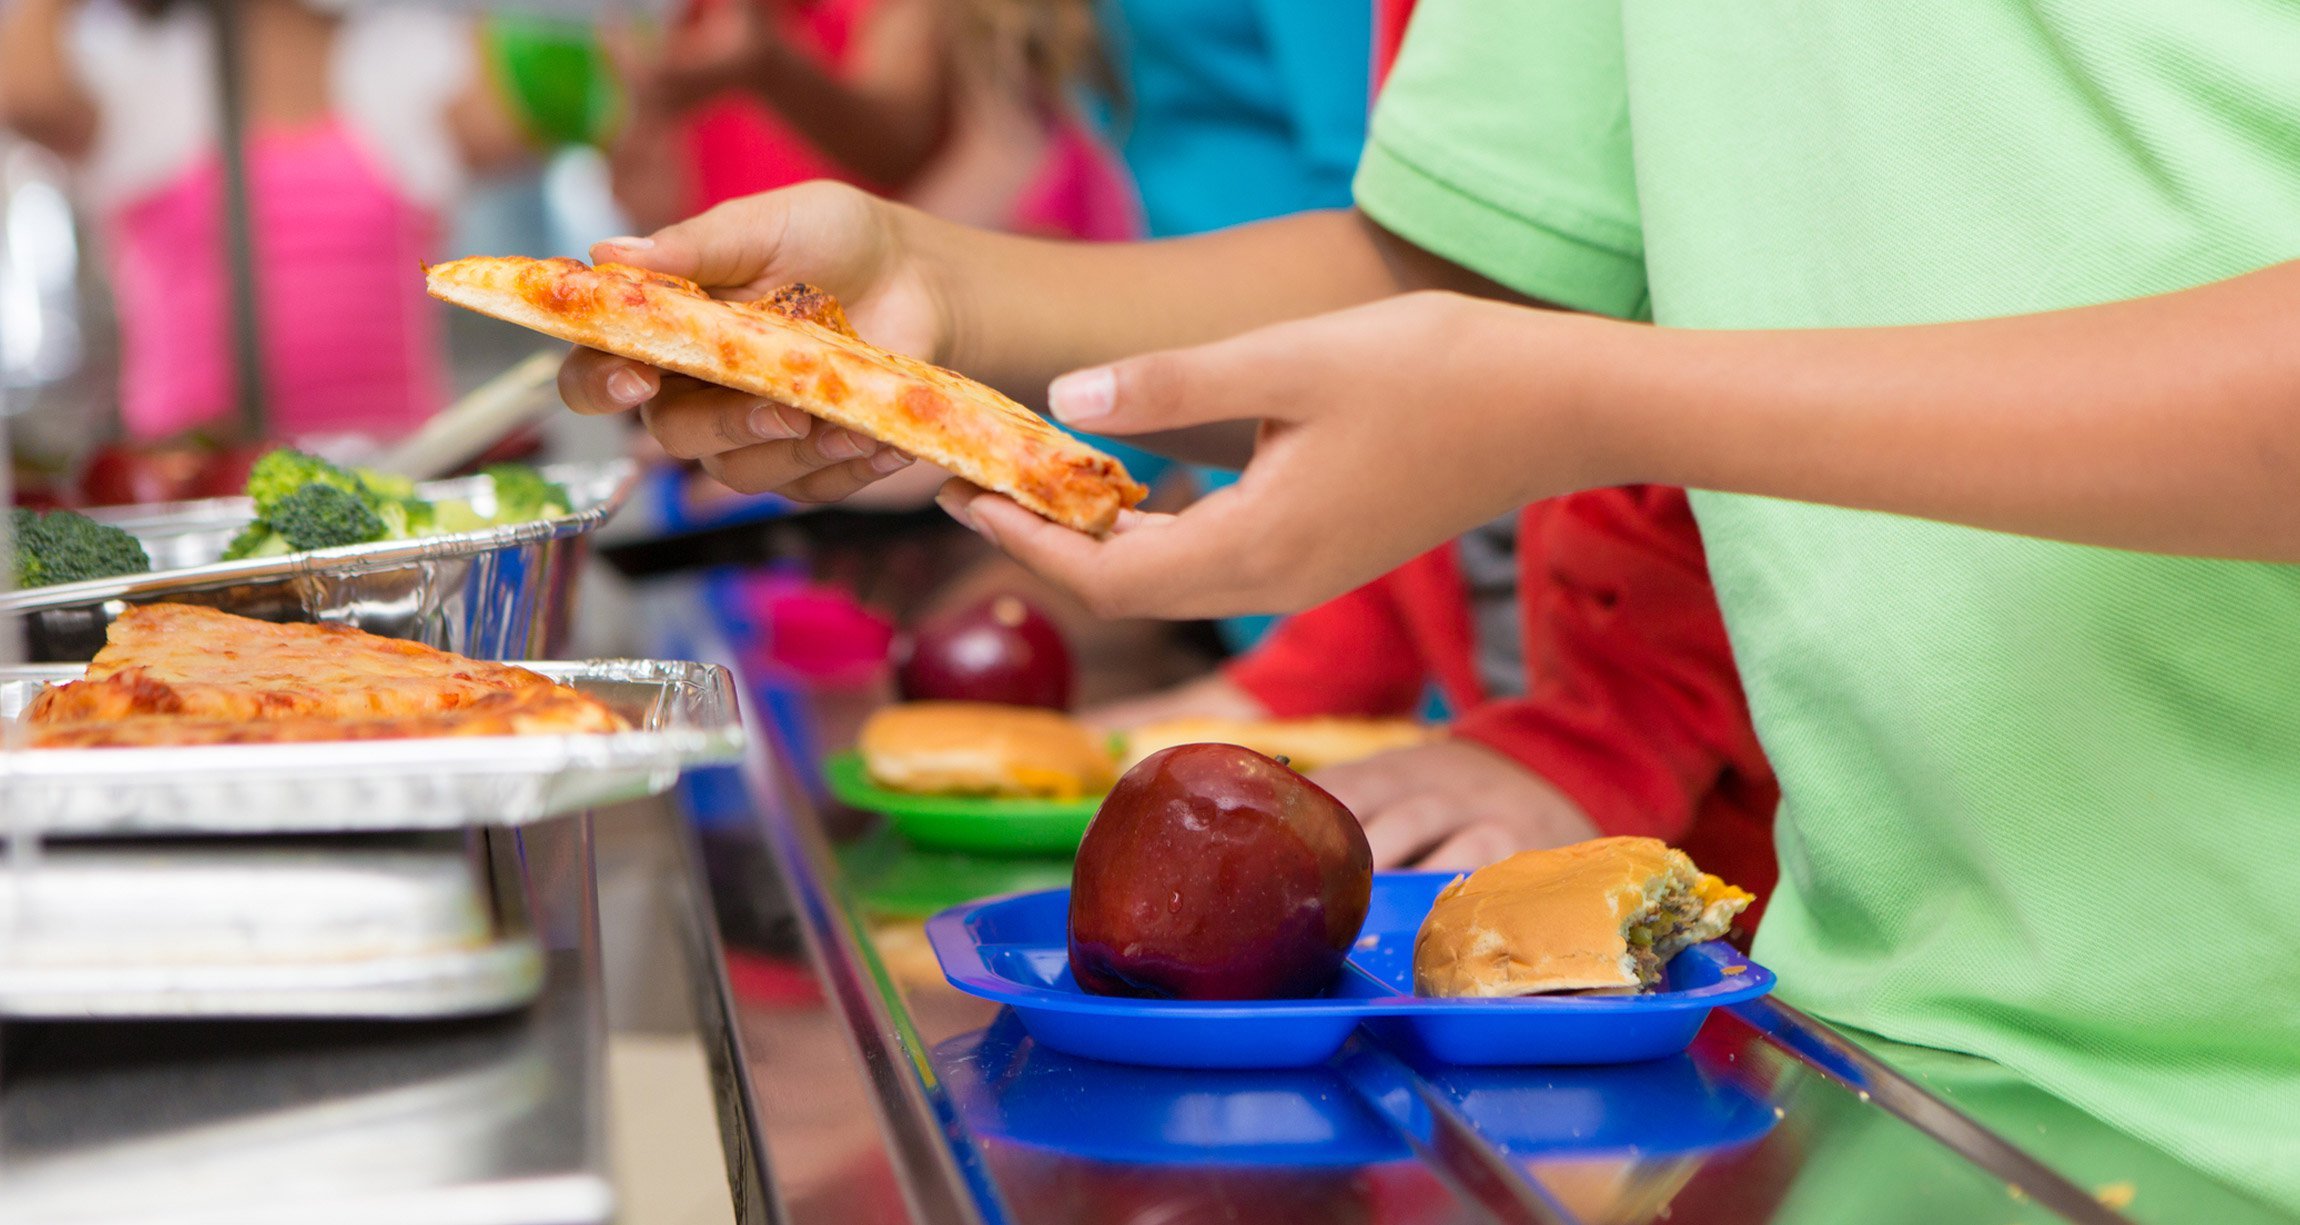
[[1096, 0, 1371, 240], [1089, 0, 1370, 648]]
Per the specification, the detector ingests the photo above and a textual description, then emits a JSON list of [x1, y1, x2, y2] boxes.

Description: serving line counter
[[699, 684, 2293, 1225], [0, 815, 616, 1224], [2, 686, 2287, 1225]]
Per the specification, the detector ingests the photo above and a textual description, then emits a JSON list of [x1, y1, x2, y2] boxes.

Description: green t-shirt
[[1358, 0, 2300, 1209]]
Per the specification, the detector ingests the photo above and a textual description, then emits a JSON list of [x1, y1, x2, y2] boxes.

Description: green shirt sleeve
[[1353, 0, 1649, 321]]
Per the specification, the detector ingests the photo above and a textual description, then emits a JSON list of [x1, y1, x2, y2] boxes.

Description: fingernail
[[748, 403, 804, 440], [868, 449, 914, 475], [606, 368, 652, 405], [1049, 367, 1116, 424], [935, 491, 977, 532], [599, 235, 655, 251], [819, 429, 874, 461]]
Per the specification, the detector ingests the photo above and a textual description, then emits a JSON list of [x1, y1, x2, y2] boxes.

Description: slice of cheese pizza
[[424, 257, 1148, 534], [25, 604, 625, 746]]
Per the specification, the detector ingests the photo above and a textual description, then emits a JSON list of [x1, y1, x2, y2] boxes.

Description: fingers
[[591, 195, 780, 289], [1359, 795, 1472, 869], [699, 427, 912, 498], [593, 182, 872, 293], [559, 347, 659, 416], [941, 484, 1292, 621], [1310, 751, 1426, 819], [1418, 824, 1523, 871], [1047, 323, 1313, 439], [640, 382, 812, 458]]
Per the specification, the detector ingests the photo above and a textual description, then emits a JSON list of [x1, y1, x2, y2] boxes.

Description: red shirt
[[1224, 487, 1780, 910], [679, 0, 877, 211]]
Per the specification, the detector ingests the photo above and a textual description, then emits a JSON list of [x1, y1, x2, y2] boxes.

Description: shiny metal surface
[[0, 832, 543, 1019], [746, 734, 997, 1225], [0, 815, 613, 1225], [2, 459, 636, 662], [698, 679, 2297, 1225], [0, 659, 744, 835], [663, 812, 784, 1225]]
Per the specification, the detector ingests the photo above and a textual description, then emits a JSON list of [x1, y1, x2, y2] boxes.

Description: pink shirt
[[107, 121, 445, 442], [68, 0, 468, 444]]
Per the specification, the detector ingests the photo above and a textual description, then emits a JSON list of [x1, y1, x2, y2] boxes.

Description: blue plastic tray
[[934, 1014, 1409, 1167], [924, 873, 1775, 1069]]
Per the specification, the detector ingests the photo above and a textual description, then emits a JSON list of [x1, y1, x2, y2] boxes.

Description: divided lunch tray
[[0, 660, 746, 835], [933, 1013, 1779, 1166], [925, 872, 1774, 1069], [934, 1014, 1407, 1167], [823, 750, 1100, 855]]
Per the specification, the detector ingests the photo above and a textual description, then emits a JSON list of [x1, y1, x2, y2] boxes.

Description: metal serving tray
[[0, 660, 745, 835], [1, 459, 638, 662], [0, 831, 541, 1018]]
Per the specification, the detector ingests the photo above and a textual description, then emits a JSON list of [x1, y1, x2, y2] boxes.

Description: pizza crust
[[425, 257, 1147, 534]]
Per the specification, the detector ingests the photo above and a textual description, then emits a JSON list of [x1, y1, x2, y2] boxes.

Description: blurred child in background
[[612, 0, 1135, 242], [0, 0, 531, 445]]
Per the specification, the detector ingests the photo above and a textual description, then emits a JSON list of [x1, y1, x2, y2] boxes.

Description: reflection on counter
[[937, 1013, 1408, 1168], [1759, 1030, 2295, 1225]]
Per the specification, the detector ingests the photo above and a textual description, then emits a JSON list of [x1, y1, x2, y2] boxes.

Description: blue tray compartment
[[927, 873, 1775, 1070], [933, 1015, 1411, 1164]]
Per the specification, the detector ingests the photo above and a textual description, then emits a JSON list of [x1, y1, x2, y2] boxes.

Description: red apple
[[1069, 743, 1373, 1000], [896, 594, 1073, 709], [78, 442, 209, 506]]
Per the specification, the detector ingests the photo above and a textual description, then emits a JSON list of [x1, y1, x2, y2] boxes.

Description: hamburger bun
[[1413, 837, 1752, 997], [1118, 717, 1431, 774], [858, 702, 1115, 799]]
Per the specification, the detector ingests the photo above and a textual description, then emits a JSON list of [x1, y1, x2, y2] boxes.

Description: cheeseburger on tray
[[857, 702, 1114, 799], [1414, 837, 1752, 997]]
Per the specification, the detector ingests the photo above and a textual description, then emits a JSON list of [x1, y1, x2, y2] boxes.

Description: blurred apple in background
[[1069, 743, 1373, 1000], [77, 439, 263, 507], [896, 594, 1074, 710]]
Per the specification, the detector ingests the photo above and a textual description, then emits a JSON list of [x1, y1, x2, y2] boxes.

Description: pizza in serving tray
[[23, 604, 626, 747], [424, 257, 1148, 535]]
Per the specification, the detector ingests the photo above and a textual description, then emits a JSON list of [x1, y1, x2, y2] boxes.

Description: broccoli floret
[[482, 463, 571, 524], [429, 499, 493, 534], [374, 500, 414, 539], [244, 448, 374, 518], [270, 484, 389, 551], [10, 507, 153, 589], [219, 521, 289, 561], [355, 468, 434, 538], [241, 449, 437, 546], [354, 468, 417, 502]]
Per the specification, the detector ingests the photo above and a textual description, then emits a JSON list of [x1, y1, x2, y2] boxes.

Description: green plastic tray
[[822, 751, 1102, 855], [836, 826, 1075, 918]]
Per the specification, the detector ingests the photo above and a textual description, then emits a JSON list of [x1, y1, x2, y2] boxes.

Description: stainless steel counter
[[691, 684, 2300, 1225], [6, 693, 2288, 1225], [0, 816, 612, 1225]]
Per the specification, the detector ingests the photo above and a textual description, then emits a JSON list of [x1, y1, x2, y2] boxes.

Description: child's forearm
[[1543, 262, 2300, 561], [924, 208, 1522, 405]]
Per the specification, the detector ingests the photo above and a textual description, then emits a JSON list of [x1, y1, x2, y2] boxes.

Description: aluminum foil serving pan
[[0, 831, 541, 1018], [1, 459, 637, 662], [0, 660, 744, 836]]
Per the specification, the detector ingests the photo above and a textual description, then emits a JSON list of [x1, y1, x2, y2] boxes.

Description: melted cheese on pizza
[[424, 256, 1147, 535], [25, 604, 625, 747]]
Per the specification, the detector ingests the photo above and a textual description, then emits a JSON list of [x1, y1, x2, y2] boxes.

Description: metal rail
[[203, 0, 269, 439], [744, 726, 1000, 1225], [1730, 997, 2134, 1225]]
